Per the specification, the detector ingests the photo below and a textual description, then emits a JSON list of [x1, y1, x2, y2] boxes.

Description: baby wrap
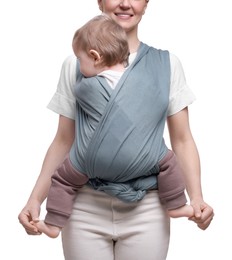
[[70, 42, 171, 202]]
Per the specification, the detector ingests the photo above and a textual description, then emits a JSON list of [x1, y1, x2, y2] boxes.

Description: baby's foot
[[168, 204, 194, 218]]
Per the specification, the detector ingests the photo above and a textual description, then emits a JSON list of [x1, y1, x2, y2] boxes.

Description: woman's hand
[[18, 199, 42, 235], [189, 199, 214, 230]]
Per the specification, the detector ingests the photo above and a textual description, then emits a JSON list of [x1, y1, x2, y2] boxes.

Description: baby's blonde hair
[[72, 15, 129, 67]]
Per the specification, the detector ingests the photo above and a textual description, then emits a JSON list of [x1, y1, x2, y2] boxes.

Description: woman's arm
[[18, 115, 75, 235], [167, 107, 214, 230]]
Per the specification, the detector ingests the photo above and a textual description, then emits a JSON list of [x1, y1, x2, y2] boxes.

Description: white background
[[1, 0, 231, 259]]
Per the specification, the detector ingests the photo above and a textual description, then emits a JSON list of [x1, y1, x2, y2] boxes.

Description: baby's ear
[[89, 49, 101, 62]]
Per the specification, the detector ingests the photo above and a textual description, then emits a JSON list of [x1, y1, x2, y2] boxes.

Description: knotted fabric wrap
[[70, 42, 171, 202]]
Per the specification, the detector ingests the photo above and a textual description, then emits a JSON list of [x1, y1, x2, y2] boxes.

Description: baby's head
[[72, 14, 129, 70]]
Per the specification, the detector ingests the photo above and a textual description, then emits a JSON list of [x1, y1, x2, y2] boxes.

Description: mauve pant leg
[[157, 150, 187, 210], [45, 155, 89, 227]]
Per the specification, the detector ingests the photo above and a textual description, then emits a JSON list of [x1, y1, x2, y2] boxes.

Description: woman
[[18, 1, 214, 259]]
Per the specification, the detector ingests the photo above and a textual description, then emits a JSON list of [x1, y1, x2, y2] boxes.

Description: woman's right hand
[[18, 199, 42, 235]]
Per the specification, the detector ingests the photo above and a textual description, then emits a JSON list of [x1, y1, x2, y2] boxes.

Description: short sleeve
[[47, 55, 77, 120], [167, 53, 196, 116]]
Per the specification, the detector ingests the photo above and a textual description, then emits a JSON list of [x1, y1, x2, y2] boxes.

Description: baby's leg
[[45, 155, 89, 227], [32, 220, 61, 238], [158, 150, 187, 209], [168, 204, 194, 218]]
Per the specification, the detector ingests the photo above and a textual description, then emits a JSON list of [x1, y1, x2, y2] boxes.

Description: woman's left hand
[[189, 200, 214, 230]]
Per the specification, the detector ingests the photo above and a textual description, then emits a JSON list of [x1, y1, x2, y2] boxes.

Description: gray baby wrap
[[70, 42, 171, 202]]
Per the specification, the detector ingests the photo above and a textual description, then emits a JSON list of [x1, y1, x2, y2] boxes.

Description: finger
[[191, 204, 202, 219], [200, 205, 214, 221], [32, 217, 40, 223], [189, 205, 214, 229], [18, 211, 40, 233], [197, 212, 214, 230], [18, 212, 32, 227], [190, 209, 214, 223], [25, 228, 42, 235], [197, 218, 212, 230], [25, 221, 42, 235], [30, 209, 40, 223]]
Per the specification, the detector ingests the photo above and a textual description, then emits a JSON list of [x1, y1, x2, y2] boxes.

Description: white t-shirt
[[98, 69, 123, 89], [47, 53, 196, 119]]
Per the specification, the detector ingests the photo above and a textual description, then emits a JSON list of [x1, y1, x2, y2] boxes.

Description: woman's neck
[[129, 41, 140, 54], [127, 33, 140, 53], [124, 26, 140, 53]]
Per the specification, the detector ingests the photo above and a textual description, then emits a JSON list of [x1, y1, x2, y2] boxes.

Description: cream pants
[[62, 186, 170, 260]]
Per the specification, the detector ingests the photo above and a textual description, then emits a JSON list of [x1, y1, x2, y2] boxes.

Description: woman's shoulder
[[169, 53, 182, 67], [148, 45, 182, 66], [147, 45, 182, 69], [168, 52, 186, 78], [59, 54, 79, 82], [61, 54, 77, 68]]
